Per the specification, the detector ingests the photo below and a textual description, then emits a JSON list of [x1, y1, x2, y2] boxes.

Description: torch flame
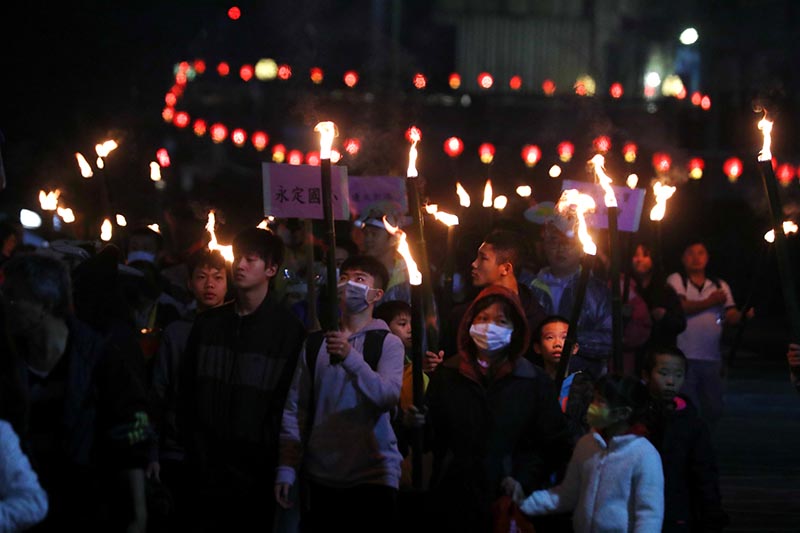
[[424, 204, 438, 215], [382, 216, 422, 285], [57, 207, 75, 223], [256, 217, 273, 229], [626, 174, 639, 189], [434, 210, 459, 227], [205, 210, 234, 263], [556, 189, 597, 255], [95, 140, 118, 158], [589, 154, 618, 208], [649, 181, 677, 221], [100, 218, 113, 242], [116, 214, 127, 227], [76, 153, 94, 178], [314, 121, 337, 160], [758, 113, 773, 162], [456, 182, 471, 207], [764, 220, 798, 243], [147, 224, 161, 234], [493, 195, 508, 210], [38, 190, 60, 211], [406, 127, 421, 178], [150, 162, 162, 181], [482, 180, 493, 208]]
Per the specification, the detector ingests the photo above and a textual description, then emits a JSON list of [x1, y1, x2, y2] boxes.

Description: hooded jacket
[[425, 285, 572, 532]]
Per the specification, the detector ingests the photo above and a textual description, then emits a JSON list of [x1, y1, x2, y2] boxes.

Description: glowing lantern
[[691, 92, 702, 106], [252, 131, 269, 151], [310, 67, 324, 84], [626, 174, 639, 189], [272, 144, 286, 163], [516, 185, 532, 197], [193, 119, 207, 136], [549, 165, 562, 178], [306, 151, 321, 166], [231, 128, 247, 147], [479, 143, 495, 164], [557, 141, 574, 162], [456, 182, 471, 207], [330, 149, 342, 164], [542, 79, 556, 96], [240, 65, 254, 82], [723, 157, 743, 182], [609, 82, 624, 99], [413, 73, 427, 89], [156, 148, 170, 167], [593, 136, 612, 154], [165, 92, 177, 106], [776, 163, 795, 186], [652, 152, 672, 173], [521, 145, 541, 167], [688, 157, 705, 179], [344, 138, 361, 155], [228, 6, 241, 20], [255, 58, 277, 80], [493, 195, 508, 210], [210, 123, 228, 143], [277, 64, 292, 80], [700, 95, 711, 110], [478, 73, 494, 89], [217, 62, 230, 77], [676, 87, 687, 100], [193, 59, 206, 74], [173, 111, 190, 128], [509, 75, 522, 90], [444, 137, 464, 158], [343, 71, 359, 88], [482, 180, 493, 207], [162, 107, 175, 123], [448, 73, 461, 90], [574, 75, 596, 96], [405, 127, 422, 144], [622, 142, 637, 163], [288, 150, 304, 165]]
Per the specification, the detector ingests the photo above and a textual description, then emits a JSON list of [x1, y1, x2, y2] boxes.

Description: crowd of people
[[0, 201, 788, 532]]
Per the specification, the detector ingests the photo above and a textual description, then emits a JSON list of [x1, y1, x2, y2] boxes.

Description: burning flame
[[406, 127, 421, 178], [589, 154, 618, 208], [764, 221, 798, 243], [100, 219, 113, 242], [116, 214, 127, 227], [493, 195, 508, 210], [95, 140, 119, 158], [424, 204, 438, 215], [205, 211, 234, 262], [482, 180, 493, 208], [57, 207, 75, 223], [147, 224, 161, 234], [76, 153, 94, 178], [649, 181, 677, 221], [626, 174, 639, 189], [758, 113, 773, 162], [456, 182, 471, 207], [256, 216, 274, 229], [39, 190, 60, 211], [516, 185, 532, 198], [314, 121, 337, 160], [150, 162, 162, 181], [424, 204, 459, 226], [556, 189, 597, 255], [382, 216, 422, 285]]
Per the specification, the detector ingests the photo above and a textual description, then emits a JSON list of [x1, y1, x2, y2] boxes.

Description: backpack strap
[[362, 329, 389, 371]]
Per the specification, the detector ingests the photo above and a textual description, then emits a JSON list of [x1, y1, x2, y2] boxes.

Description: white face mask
[[337, 280, 372, 314], [469, 323, 513, 352]]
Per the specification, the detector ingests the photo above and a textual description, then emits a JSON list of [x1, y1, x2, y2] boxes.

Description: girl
[[508, 375, 664, 532]]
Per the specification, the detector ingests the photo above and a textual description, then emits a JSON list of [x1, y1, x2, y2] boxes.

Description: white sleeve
[[0, 421, 48, 532], [632, 442, 665, 533], [666, 273, 685, 298], [720, 280, 736, 308]]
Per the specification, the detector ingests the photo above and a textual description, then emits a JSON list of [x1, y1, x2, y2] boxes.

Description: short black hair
[[232, 227, 284, 268], [2, 253, 73, 319], [128, 226, 164, 252], [535, 314, 570, 341], [594, 374, 652, 425], [642, 345, 688, 375], [482, 229, 527, 270], [339, 254, 390, 291], [186, 248, 228, 277], [374, 299, 412, 324], [335, 239, 360, 260]]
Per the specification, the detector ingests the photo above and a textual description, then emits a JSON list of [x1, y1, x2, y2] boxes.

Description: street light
[[679, 27, 698, 45]]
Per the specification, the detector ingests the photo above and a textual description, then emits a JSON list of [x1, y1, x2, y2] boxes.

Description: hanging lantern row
[[167, 59, 711, 104]]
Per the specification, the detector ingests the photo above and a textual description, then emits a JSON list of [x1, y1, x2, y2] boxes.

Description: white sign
[[262, 163, 350, 220], [562, 179, 646, 232]]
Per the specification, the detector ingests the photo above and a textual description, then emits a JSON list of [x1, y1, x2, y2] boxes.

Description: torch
[[38, 189, 60, 238], [315, 121, 339, 331], [554, 189, 598, 389], [383, 218, 425, 489], [757, 114, 800, 378], [205, 211, 234, 262], [590, 155, 623, 374], [424, 204, 460, 342], [649, 180, 676, 273]]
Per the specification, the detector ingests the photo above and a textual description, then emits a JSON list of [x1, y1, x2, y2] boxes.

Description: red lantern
[[509, 75, 522, 90], [287, 150, 304, 166], [343, 71, 359, 88], [700, 95, 711, 110], [777, 163, 795, 186], [344, 138, 361, 155], [593, 135, 612, 154], [723, 157, 743, 182], [162, 107, 175, 123], [444, 137, 464, 158], [277, 64, 292, 80], [217, 62, 230, 77], [413, 73, 427, 89], [542, 79, 556, 96], [240, 64, 254, 82], [310, 67, 324, 84], [231, 128, 247, 147], [156, 148, 171, 168], [193, 119, 207, 137], [193, 59, 206, 74], [478, 72, 494, 89], [165, 92, 177, 107], [690, 92, 702, 106], [521, 145, 541, 167], [210, 123, 228, 144], [448, 73, 461, 90], [609, 83, 624, 99], [227, 6, 241, 20], [688, 157, 704, 179], [306, 151, 321, 166], [405, 127, 422, 143], [272, 144, 286, 163], [557, 141, 574, 162], [479, 143, 495, 164], [622, 142, 637, 163], [252, 131, 269, 151], [173, 111, 190, 128], [652, 152, 672, 173]]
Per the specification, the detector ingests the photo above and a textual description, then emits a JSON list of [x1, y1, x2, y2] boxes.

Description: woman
[[424, 285, 572, 532]]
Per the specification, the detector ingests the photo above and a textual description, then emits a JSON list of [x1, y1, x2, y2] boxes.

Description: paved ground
[[713, 329, 800, 532]]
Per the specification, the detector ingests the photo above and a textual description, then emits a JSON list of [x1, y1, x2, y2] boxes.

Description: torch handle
[[607, 206, 624, 375], [320, 158, 338, 331], [556, 257, 593, 389]]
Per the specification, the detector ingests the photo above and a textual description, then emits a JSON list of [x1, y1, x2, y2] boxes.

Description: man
[[666, 240, 749, 426], [178, 227, 305, 532], [275, 255, 404, 531], [528, 222, 612, 378], [1, 253, 151, 532], [444, 229, 547, 363]]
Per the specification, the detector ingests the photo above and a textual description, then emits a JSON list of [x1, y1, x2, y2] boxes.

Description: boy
[[642, 346, 729, 532], [275, 255, 405, 531]]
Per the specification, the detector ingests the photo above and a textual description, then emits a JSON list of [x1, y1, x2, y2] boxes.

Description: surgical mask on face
[[586, 402, 615, 429], [469, 323, 513, 352], [127, 250, 156, 265], [337, 280, 371, 314]]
